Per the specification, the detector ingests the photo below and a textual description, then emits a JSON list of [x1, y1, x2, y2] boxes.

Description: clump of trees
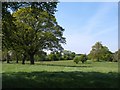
[[73, 56, 80, 64], [40, 50, 76, 61], [88, 42, 119, 62], [47, 51, 62, 61], [61, 50, 76, 60], [73, 54, 87, 64], [112, 49, 120, 62], [80, 54, 88, 63]]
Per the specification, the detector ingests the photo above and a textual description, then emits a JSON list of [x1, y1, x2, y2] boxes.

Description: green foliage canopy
[[89, 42, 112, 61], [2, 2, 65, 64]]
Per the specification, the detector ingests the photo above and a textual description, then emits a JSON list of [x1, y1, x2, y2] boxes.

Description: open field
[[2, 60, 119, 88]]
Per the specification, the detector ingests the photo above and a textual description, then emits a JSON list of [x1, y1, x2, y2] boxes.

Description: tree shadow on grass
[[36, 63, 92, 68], [2, 71, 119, 88]]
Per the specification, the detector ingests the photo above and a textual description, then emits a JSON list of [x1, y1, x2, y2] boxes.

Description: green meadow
[[2, 60, 119, 88], [2, 2, 119, 89]]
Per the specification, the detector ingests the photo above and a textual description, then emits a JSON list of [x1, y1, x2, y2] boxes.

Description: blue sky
[[55, 2, 118, 54]]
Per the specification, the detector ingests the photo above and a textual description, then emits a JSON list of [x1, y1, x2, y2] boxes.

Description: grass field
[[1, 60, 119, 88]]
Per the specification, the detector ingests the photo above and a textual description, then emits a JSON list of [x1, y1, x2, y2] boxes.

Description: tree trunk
[[97, 57, 99, 62], [16, 59, 18, 63], [7, 53, 10, 63], [22, 54, 26, 64], [82, 61, 84, 63], [7, 59, 10, 63], [30, 54, 34, 64], [16, 54, 19, 63]]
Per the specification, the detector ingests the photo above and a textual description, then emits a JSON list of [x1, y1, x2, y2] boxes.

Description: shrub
[[80, 54, 87, 63], [73, 56, 80, 64], [48, 53, 56, 61]]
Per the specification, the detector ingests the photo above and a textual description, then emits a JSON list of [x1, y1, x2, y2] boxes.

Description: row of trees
[[2, 2, 119, 64], [2, 2, 66, 64], [2, 50, 76, 62], [2, 41, 119, 64], [47, 50, 76, 61]]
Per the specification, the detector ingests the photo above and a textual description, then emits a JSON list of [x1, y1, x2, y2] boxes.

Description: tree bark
[[82, 61, 84, 63], [97, 57, 99, 62], [30, 54, 34, 64], [16, 59, 18, 63], [16, 54, 19, 63], [22, 54, 26, 64], [7, 53, 10, 63], [7, 59, 10, 63]]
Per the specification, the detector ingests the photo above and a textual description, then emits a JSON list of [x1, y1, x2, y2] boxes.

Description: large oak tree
[[2, 2, 66, 64], [12, 6, 65, 64]]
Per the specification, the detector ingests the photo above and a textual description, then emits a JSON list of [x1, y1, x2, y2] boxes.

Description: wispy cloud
[[63, 32, 94, 54], [62, 3, 117, 54], [92, 26, 117, 37], [82, 3, 114, 35]]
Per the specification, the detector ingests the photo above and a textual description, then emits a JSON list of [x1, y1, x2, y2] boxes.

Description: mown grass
[[1, 60, 119, 88]]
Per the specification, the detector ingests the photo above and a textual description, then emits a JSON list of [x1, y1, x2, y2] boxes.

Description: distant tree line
[[2, 42, 119, 64], [73, 42, 119, 64], [2, 50, 76, 62]]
